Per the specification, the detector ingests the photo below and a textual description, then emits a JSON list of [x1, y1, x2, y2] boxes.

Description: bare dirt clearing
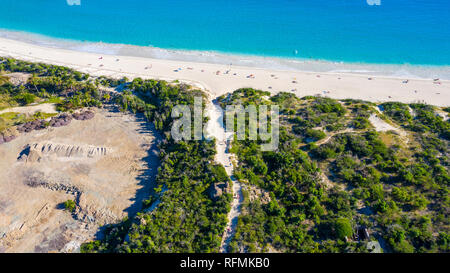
[[0, 103, 57, 115], [0, 107, 159, 253], [368, 113, 406, 137]]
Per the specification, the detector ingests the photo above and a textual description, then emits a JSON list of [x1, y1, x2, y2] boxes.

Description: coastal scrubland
[[216, 89, 449, 253]]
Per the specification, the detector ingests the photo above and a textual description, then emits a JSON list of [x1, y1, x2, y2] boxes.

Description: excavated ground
[[0, 107, 159, 253]]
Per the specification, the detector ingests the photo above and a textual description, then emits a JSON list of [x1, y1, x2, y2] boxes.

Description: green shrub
[[63, 200, 76, 212], [305, 128, 326, 142], [334, 218, 353, 240], [15, 93, 36, 105]]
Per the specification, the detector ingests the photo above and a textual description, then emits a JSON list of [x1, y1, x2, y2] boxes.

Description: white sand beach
[[0, 37, 449, 106]]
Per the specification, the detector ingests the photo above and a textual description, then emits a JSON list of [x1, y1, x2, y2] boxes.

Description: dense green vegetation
[[218, 89, 449, 253], [0, 57, 103, 131]]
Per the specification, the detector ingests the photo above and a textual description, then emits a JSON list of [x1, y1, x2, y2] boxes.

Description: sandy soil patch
[[368, 114, 406, 136], [0, 107, 158, 253], [0, 103, 57, 115], [2, 72, 31, 86], [204, 99, 243, 253]]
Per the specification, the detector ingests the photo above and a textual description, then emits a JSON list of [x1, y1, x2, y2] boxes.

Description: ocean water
[[0, 0, 449, 76]]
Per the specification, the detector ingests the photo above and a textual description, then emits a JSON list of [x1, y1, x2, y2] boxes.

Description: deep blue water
[[0, 0, 449, 65]]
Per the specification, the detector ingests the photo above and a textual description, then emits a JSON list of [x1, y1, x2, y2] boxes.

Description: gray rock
[[208, 182, 228, 201], [73, 111, 95, 121]]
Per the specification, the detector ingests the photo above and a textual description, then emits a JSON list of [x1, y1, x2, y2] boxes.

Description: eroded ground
[[0, 107, 158, 253]]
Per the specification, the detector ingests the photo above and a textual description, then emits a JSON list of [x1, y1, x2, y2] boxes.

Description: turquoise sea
[[0, 0, 449, 76]]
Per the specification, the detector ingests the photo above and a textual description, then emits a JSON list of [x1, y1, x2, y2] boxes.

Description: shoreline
[[1, 29, 450, 80], [1, 37, 450, 106]]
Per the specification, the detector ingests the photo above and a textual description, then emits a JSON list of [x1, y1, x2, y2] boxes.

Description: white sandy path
[[204, 97, 243, 253], [368, 113, 406, 136], [0, 37, 450, 106]]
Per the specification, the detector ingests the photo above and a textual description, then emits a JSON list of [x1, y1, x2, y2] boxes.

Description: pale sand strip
[[204, 99, 242, 253], [0, 37, 449, 106], [0, 103, 57, 115]]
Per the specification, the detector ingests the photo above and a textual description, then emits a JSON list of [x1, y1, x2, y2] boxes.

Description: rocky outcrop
[[208, 182, 228, 201], [243, 184, 271, 205], [49, 113, 73, 128], [76, 193, 118, 225], [26, 176, 81, 196], [2, 111, 97, 146], [0, 134, 16, 144], [72, 111, 95, 121], [16, 113, 76, 133], [17, 119, 47, 133], [0, 128, 19, 144]]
